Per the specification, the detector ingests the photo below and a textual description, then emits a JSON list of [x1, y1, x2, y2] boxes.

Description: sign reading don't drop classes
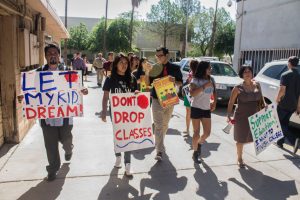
[[110, 92, 154, 153], [21, 70, 83, 119], [248, 104, 283, 155]]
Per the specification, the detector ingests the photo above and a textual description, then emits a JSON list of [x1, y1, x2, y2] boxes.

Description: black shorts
[[191, 107, 211, 119]]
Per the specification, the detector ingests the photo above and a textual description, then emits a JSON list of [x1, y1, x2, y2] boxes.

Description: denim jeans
[[115, 152, 131, 164], [277, 106, 297, 145]]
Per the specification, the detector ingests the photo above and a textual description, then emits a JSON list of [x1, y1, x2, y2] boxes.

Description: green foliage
[[106, 18, 131, 52], [215, 20, 235, 57], [146, 0, 182, 47], [87, 19, 105, 53], [67, 23, 89, 51]]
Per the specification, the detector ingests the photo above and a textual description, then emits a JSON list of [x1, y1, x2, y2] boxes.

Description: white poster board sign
[[110, 92, 155, 153], [248, 104, 283, 155]]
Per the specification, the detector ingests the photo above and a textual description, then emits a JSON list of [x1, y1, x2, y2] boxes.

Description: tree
[[88, 19, 105, 53], [129, 0, 144, 49], [214, 21, 235, 60], [146, 0, 181, 47], [67, 23, 89, 51], [176, 0, 200, 57], [106, 18, 131, 52]]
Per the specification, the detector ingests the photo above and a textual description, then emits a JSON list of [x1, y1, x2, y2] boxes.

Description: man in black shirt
[[276, 56, 300, 153], [148, 47, 183, 160]]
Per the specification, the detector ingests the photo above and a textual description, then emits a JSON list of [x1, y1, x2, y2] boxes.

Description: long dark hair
[[111, 53, 131, 87], [194, 61, 211, 79], [135, 57, 147, 79], [189, 59, 199, 75]]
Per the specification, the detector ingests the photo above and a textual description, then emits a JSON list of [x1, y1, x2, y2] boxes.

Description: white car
[[178, 58, 243, 103], [255, 59, 300, 127]]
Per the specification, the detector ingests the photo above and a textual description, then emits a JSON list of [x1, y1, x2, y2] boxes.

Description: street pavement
[[0, 72, 299, 200]]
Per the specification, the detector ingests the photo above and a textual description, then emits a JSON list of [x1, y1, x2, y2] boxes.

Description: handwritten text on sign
[[110, 92, 154, 153], [21, 70, 83, 119], [248, 104, 283, 155]]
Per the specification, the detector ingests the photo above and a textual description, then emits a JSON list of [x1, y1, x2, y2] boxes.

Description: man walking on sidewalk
[[18, 44, 88, 181], [276, 56, 300, 154], [93, 52, 106, 87]]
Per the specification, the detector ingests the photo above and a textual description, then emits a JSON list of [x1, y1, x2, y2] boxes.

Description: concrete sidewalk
[[0, 74, 299, 200]]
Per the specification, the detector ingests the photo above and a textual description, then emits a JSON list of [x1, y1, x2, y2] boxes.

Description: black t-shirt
[[278, 68, 300, 111], [149, 62, 183, 99], [103, 74, 137, 94]]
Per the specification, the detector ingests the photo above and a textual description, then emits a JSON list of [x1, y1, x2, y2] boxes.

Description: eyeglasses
[[155, 54, 165, 58]]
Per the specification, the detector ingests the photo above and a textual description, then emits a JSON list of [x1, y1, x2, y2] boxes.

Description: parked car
[[178, 58, 243, 103], [255, 59, 300, 127]]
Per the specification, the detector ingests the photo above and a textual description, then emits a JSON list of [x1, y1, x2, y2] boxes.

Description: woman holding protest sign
[[101, 53, 138, 177], [227, 65, 265, 168], [189, 61, 217, 164], [132, 57, 152, 92], [182, 60, 198, 137]]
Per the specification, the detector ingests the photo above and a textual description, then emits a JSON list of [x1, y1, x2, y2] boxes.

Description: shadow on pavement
[[88, 86, 101, 89], [98, 168, 152, 200], [0, 143, 17, 159], [17, 163, 70, 200], [194, 162, 228, 199], [166, 128, 181, 136], [132, 147, 155, 160], [229, 165, 298, 199], [283, 154, 300, 169], [140, 155, 187, 200], [201, 142, 220, 158]]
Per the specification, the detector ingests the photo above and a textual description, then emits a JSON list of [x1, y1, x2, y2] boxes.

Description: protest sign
[[182, 84, 192, 105], [248, 104, 283, 155], [153, 76, 179, 108], [21, 70, 83, 119], [110, 92, 154, 153]]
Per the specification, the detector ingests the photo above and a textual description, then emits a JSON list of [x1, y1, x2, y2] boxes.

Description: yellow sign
[[153, 76, 179, 108]]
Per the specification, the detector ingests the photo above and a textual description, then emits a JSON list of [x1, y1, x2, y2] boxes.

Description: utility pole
[[64, 0, 68, 66], [209, 0, 219, 56], [103, 0, 108, 56]]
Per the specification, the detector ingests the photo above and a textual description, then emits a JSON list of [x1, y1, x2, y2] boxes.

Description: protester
[[127, 52, 134, 62], [101, 53, 138, 177], [93, 53, 106, 87], [276, 56, 300, 154], [132, 57, 152, 91], [18, 44, 88, 181], [148, 47, 183, 161], [227, 65, 264, 168], [103, 52, 114, 77], [82, 54, 89, 82], [182, 59, 199, 137], [72, 52, 86, 84], [189, 61, 217, 164], [130, 55, 139, 72]]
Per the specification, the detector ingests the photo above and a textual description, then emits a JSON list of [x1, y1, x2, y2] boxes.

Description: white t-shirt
[[191, 77, 215, 110]]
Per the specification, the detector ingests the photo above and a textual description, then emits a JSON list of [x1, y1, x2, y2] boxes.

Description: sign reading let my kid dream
[[248, 104, 283, 155], [110, 92, 155, 153], [21, 70, 83, 119]]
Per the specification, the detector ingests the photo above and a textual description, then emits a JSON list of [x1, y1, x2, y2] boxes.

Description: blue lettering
[[24, 93, 42, 105], [22, 73, 36, 91], [72, 91, 79, 104], [45, 93, 55, 105], [40, 72, 56, 92], [57, 92, 67, 105]]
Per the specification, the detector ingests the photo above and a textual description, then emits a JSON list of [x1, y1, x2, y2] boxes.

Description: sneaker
[[114, 156, 122, 168], [47, 172, 56, 182], [155, 152, 162, 161], [293, 138, 300, 154], [65, 152, 72, 161], [125, 163, 133, 177], [192, 151, 201, 164], [197, 143, 202, 157]]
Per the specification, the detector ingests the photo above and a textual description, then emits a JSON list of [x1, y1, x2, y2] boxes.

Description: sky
[[49, 0, 236, 20]]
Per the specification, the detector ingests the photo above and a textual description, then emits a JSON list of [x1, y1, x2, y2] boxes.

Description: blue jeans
[[277, 106, 297, 145], [115, 152, 131, 164]]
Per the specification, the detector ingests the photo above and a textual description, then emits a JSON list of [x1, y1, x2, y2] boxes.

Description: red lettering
[[25, 108, 37, 119], [57, 107, 65, 118], [129, 129, 136, 139], [138, 112, 145, 123], [120, 97, 127, 106], [112, 96, 119, 107], [147, 127, 152, 136], [143, 128, 148, 137], [123, 112, 129, 123], [37, 107, 46, 118], [115, 130, 122, 140], [139, 128, 144, 138], [48, 106, 55, 118], [66, 105, 78, 116], [130, 112, 137, 122], [123, 129, 129, 140], [114, 112, 121, 124]]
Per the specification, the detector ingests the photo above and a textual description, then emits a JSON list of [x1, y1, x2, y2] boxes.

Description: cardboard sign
[[153, 76, 179, 108], [110, 92, 155, 153], [182, 84, 192, 104], [248, 104, 283, 155], [140, 75, 152, 92], [21, 70, 83, 119]]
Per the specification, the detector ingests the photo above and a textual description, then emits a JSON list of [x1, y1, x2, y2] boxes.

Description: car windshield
[[179, 59, 189, 67], [211, 63, 237, 77]]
